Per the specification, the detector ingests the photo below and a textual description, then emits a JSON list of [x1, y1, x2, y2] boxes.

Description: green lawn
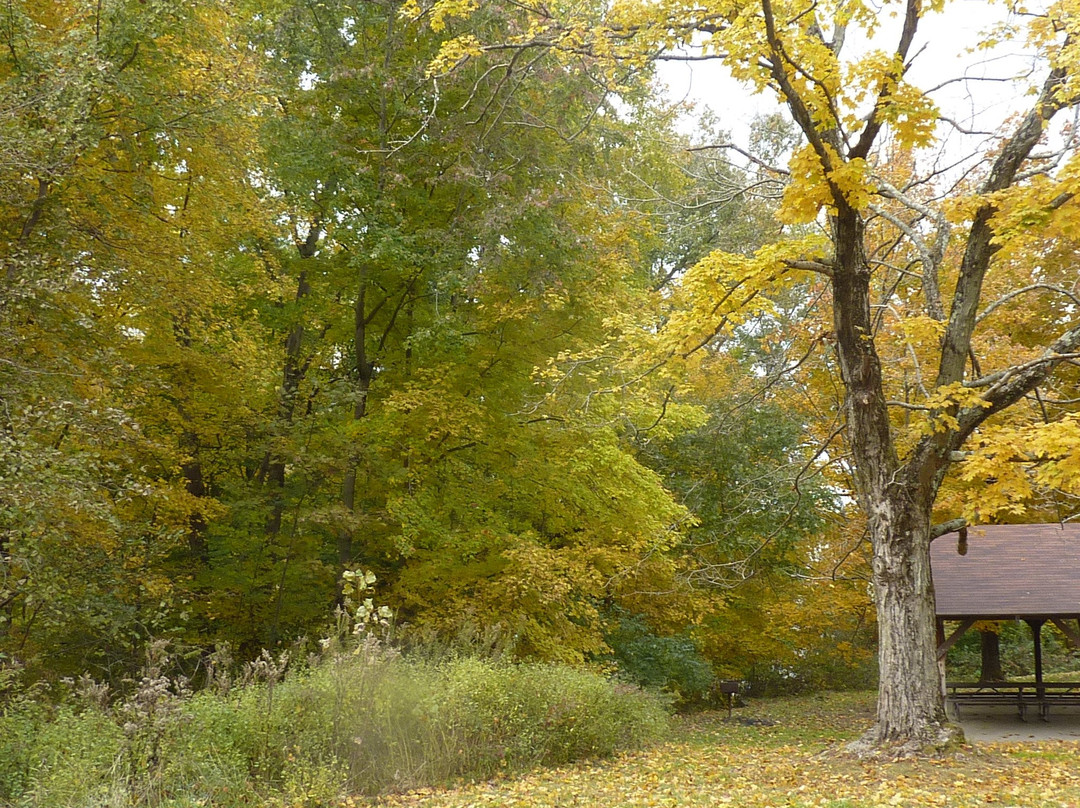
[[371, 692, 1080, 808]]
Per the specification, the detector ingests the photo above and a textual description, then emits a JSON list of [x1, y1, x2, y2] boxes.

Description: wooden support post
[[1026, 618, 1047, 718], [936, 618, 947, 697], [1050, 617, 1080, 648]]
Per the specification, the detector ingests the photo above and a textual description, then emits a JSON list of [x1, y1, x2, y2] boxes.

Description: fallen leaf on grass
[[375, 693, 1080, 808]]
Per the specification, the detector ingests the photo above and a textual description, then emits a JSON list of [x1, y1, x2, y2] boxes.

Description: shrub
[[223, 649, 672, 798], [0, 640, 671, 807], [424, 657, 671, 780], [742, 649, 877, 697], [14, 707, 124, 807], [0, 700, 41, 801]]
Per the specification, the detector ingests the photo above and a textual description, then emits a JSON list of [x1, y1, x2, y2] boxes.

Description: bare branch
[[977, 283, 1080, 324], [930, 518, 967, 540], [784, 258, 834, 277], [964, 350, 1080, 391], [686, 142, 791, 176], [868, 203, 946, 320], [886, 400, 932, 411], [874, 179, 952, 320]]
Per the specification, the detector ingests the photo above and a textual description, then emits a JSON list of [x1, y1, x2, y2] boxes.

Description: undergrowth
[[0, 624, 670, 807]]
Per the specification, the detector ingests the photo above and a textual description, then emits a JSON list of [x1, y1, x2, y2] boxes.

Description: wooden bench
[[947, 681, 1080, 720], [1034, 683, 1080, 718]]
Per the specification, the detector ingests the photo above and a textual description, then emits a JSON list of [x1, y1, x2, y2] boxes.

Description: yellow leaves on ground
[[379, 692, 1080, 808]]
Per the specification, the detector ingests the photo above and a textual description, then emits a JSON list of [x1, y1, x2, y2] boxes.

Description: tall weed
[[0, 643, 670, 807]]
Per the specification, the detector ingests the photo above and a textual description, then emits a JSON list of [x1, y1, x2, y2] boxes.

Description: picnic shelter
[[931, 522, 1080, 718]]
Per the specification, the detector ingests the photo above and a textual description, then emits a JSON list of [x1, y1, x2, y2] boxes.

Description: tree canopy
[[4, 0, 1080, 755], [2, 0, 839, 683]]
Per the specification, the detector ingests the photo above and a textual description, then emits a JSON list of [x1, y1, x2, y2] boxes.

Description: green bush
[[0, 700, 41, 801], [15, 707, 124, 807], [223, 651, 672, 797], [427, 658, 671, 779], [743, 653, 878, 697], [0, 644, 671, 807]]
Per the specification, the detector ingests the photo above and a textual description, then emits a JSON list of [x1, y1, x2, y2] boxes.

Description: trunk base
[[845, 719, 965, 759]]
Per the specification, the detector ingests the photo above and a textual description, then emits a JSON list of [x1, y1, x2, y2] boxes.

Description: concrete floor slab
[[954, 703, 1080, 742]]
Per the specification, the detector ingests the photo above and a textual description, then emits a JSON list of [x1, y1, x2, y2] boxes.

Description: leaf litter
[[374, 692, 1080, 807]]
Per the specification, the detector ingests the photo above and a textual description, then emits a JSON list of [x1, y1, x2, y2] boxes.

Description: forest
[[3, 0, 1080, 798], [1, 0, 867, 687]]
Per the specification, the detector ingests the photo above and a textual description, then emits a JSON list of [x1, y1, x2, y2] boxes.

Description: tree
[[177, 0, 708, 658], [0, 0, 270, 675], [659, 0, 1080, 750], [431, 0, 1080, 748]]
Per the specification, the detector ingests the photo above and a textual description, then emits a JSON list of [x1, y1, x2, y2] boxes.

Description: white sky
[[656, 0, 1048, 159]]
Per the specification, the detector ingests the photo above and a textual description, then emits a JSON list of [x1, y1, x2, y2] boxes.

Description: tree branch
[[976, 283, 1080, 324], [848, 0, 920, 160], [937, 42, 1078, 388], [759, 0, 838, 172], [955, 328, 1080, 442], [784, 258, 834, 277], [686, 142, 791, 176], [930, 518, 967, 540], [874, 179, 952, 321]]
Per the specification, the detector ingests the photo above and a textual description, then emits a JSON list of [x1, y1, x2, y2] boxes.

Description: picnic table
[[947, 681, 1080, 720]]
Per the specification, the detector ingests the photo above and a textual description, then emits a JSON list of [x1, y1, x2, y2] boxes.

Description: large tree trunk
[[980, 629, 1003, 682], [338, 274, 373, 568], [863, 499, 955, 751], [261, 225, 320, 536], [727, 0, 1079, 754], [180, 433, 209, 563], [829, 207, 959, 753], [264, 266, 309, 537]]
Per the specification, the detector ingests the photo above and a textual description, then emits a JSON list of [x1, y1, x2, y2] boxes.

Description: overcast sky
[[656, 0, 1052, 164]]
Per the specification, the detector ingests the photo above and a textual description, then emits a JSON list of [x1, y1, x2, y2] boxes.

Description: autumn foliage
[[6, 0, 1080, 766], [0, 0, 866, 697]]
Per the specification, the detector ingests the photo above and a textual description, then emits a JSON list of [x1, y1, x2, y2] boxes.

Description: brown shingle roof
[[931, 523, 1080, 619]]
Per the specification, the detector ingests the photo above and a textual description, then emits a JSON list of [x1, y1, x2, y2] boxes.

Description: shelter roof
[[931, 523, 1080, 620]]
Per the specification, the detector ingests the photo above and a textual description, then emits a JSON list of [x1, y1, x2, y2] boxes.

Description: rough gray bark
[[754, 0, 1080, 751], [828, 202, 957, 751], [867, 511, 951, 747]]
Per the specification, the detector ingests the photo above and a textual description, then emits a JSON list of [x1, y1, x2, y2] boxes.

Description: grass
[[375, 691, 1080, 808]]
